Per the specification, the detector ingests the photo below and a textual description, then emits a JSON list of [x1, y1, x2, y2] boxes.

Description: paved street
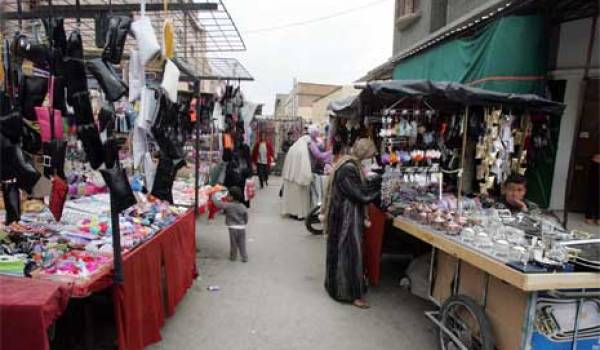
[[149, 177, 437, 350]]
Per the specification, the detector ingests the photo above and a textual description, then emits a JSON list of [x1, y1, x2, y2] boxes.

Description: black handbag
[[76, 123, 104, 169], [103, 136, 120, 169], [102, 16, 132, 64], [70, 91, 94, 125], [86, 58, 128, 102], [42, 139, 66, 179], [2, 182, 21, 225], [65, 30, 88, 102], [21, 120, 42, 154], [11, 33, 49, 66], [98, 103, 116, 133], [0, 110, 23, 144], [100, 167, 137, 213], [19, 75, 48, 121], [151, 157, 185, 203], [13, 144, 41, 194]]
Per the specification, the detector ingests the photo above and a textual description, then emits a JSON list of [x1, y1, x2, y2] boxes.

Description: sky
[[221, 0, 395, 115]]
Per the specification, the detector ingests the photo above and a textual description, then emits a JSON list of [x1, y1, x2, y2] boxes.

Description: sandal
[[352, 299, 370, 309]]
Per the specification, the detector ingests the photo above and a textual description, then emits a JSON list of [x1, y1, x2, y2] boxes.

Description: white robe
[[281, 136, 313, 218]]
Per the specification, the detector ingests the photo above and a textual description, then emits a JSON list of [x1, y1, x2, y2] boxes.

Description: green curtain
[[392, 15, 547, 94]]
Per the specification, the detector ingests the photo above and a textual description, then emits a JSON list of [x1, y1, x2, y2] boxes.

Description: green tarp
[[392, 15, 547, 95]]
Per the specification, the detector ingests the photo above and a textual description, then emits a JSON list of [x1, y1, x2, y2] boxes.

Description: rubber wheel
[[305, 205, 323, 235], [439, 295, 494, 350]]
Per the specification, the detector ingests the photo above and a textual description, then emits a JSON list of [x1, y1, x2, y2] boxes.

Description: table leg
[[83, 298, 94, 350], [520, 291, 538, 350]]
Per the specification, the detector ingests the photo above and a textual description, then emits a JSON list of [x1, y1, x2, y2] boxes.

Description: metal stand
[[110, 201, 123, 283], [194, 81, 201, 217]]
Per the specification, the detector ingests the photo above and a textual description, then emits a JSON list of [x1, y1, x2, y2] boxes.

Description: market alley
[[148, 178, 437, 350]]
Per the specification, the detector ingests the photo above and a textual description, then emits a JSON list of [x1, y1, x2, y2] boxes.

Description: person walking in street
[[322, 138, 381, 309], [212, 187, 249, 262], [252, 133, 274, 188]]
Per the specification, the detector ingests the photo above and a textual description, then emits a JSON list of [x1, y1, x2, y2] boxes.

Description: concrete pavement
[[148, 177, 437, 350]]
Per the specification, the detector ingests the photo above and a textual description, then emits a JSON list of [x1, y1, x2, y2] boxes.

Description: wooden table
[[393, 216, 600, 350]]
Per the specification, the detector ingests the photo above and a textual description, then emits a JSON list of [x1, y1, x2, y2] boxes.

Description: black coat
[[324, 160, 380, 302]]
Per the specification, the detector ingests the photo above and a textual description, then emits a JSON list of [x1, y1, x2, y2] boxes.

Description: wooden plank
[[432, 251, 455, 304], [485, 277, 528, 350], [393, 217, 600, 291]]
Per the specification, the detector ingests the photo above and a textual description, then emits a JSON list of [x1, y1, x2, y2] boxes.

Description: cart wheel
[[439, 295, 494, 350], [305, 205, 323, 235]]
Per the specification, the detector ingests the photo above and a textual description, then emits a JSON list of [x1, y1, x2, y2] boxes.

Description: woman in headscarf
[[322, 138, 381, 309], [281, 135, 313, 219]]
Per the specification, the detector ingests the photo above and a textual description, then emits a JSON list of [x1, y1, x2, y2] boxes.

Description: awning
[[332, 80, 565, 115], [326, 94, 359, 118]]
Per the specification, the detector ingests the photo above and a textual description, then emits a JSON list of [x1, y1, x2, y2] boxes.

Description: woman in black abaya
[[322, 138, 380, 309]]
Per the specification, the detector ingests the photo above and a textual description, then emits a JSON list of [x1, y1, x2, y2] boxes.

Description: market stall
[[329, 80, 600, 350], [0, 0, 251, 348]]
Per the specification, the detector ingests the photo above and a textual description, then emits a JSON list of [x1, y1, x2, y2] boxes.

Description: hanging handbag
[[151, 157, 185, 203], [20, 75, 48, 121], [162, 19, 175, 59], [161, 59, 180, 103], [65, 30, 89, 104], [21, 120, 42, 154], [49, 175, 68, 222], [13, 144, 41, 194], [11, 33, 49, 67], [42, 139, 66, 179], [86, 58, 128, 102], [103, 136, 120, 169], [102, 15, 132, 64], [0, 109, 23, 144], [100, 167, 137, 213], [35, 76, 64, 141], [70, 91, 94, 125], [98, 103, 116, 133], [130, 16, 161, 66], [76, 123, 104, 169], [2, 182, 21, 225]]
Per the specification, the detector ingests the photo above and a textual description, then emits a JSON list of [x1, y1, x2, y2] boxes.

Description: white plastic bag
[[128, 50, 144, 102], [144, 152, 157, 191], [136, 87, 159, 131], [132, 127, 147, 169], [161, 59, 180, 103], [130, 16, 161, 66]]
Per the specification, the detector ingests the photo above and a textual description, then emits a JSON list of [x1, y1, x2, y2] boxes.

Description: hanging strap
[[75, 0, 81, 26], [16, 0, 23, 30]]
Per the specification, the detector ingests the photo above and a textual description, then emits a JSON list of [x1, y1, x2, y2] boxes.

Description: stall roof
[[1, 0, 246, 66], [330, 80, 565, 115], [173, 57, 253, 82]]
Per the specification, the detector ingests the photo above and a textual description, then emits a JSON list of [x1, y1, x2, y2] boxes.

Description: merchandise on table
[[0, 193, 189, 286]]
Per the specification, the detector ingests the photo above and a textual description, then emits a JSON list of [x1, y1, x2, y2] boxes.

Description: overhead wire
[[244, 0, 392, 34]]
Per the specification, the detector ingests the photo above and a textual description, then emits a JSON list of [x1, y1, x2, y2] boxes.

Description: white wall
[[548, 16, 600, 210]]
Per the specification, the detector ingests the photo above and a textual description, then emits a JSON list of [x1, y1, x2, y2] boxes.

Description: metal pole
[[457, 107, 469, 212], [562, 16, 597, 228], [194, 82, 201, 217], [111, 201, 123, 283]]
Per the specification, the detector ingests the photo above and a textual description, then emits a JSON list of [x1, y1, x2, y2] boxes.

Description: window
[[396, 0, 419, 18]]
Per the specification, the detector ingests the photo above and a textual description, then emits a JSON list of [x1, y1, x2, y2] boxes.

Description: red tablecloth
[[363, 204, 386, 286], [0, 275, 71, 350], [113, 210, 197, 350]]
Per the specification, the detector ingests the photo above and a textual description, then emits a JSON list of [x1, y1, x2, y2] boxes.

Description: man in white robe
[[281, 136, 313, 219]]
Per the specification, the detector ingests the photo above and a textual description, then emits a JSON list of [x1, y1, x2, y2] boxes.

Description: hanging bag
[[161, 59, 180, 103], [130, 9, 160, 66], [86, 58, 128, 102], [35, 75, 64, 141]]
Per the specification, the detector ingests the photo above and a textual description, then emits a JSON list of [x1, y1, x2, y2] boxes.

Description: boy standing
[[213, 187, 249, 262]]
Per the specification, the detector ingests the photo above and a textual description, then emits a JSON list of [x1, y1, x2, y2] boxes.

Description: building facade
[[274, 81, 341, 122], [311, 85, 359, 125], [362, 0, 598, 211]]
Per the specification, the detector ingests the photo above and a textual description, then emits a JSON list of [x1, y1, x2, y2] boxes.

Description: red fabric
[[49, 176, 68, 222], [0, 276, 70, 350], [363, 204, 386, 286], [251, 140, 274, 169], [113, 210, 197, 350]]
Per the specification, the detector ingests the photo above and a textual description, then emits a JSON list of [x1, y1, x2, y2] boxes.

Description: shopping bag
[[49, 175, 68, 222], [161, 59, 180, 103]]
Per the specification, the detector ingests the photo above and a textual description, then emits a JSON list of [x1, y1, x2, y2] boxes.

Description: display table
[[0, 210, 197, 350], [393, 217, 600, 350], [0, 276, 71, 350]]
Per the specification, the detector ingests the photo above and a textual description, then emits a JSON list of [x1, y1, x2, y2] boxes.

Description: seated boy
[[495, 174, 539, 214]]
